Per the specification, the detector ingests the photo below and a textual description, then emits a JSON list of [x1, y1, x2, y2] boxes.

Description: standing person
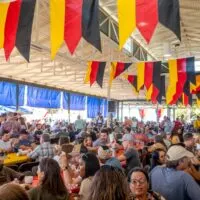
[[28, 158, 69, 200], [193, 116, 200, 133], [150, 145, 200, 200], [74, 115, 86, 133], [96, 112, 104, 129], [93, 129, 109, 147], [113, 134, 141, 174], [28, 133, 54, 161], [33, 124, 43, 144]]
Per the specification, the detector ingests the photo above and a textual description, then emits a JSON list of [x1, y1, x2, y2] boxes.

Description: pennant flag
[[166, 59, 178, 104], [109, 62, 132, 87], [157, 75, 165, 104], [127, 75, 138, 94], [118, 0, 136, 49], [182, 82, 192, 106], [158, 0, 181, 40], [50, 0, 65, 59], [171, 58, 187, 104], [151, 62, 161, 103], [144, 62, 154, 100], [82, 0, 101, 52], [84, 61, 106, 88], [136, 0, 158, 43], [4, 0, 22, 60], [15, 0, 36, 62], [64, 0, 82, 54], [197, 93, 200, 106], [191, 73, 200, 94], [137, 62, 145, 91], [0, 2, 10, 49]]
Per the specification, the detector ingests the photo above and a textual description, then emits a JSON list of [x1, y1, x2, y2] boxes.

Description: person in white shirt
[[0, 131, 12, 153]]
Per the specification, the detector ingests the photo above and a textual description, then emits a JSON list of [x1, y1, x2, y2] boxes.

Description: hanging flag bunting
[[157, 75, 166, 104], [158, 0, 181, 41], [15, 0, 36, 62], [50, 0, 65, 59], [171, 58, 187, 104], [82, 0, 101, 52], [84, 61, 106, 88], [166, 59, 178, 104], [118, 0, 136, 49], [191, 73, 200, 94], [64, 0, 82, 54], [136, 0, 158, 43], [126, 75, 138, 94], [182, 82, 192, 106], [144, 62, 154, 100], [137, 62, 145, 91], [0, 2, 10, 49], [197, 93, 200, 106], [151, 62, 161, 103], [109, 62, 132, 87], [4, 0, 22, 60], [139, 108, 145, 120]]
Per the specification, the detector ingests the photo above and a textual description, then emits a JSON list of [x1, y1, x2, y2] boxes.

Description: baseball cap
[[122, 134, 134, 142], [98, 146, 112, 160], [166, 145, 194, 161]]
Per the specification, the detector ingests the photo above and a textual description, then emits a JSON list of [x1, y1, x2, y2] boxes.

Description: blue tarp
[[63, 93, 86, 110], [27, 86, 61, 108]]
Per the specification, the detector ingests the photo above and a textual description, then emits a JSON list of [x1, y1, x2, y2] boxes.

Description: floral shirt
[[129, 191, 165, 200]]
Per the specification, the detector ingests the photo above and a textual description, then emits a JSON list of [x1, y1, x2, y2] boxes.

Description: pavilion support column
[[16, 83, 19, 111], [121, 102, 123, 122], [116, 101, 119, 120], [167, 107, 171, 119], [68, 93, 71, 123], [173, 107, 176, 121]]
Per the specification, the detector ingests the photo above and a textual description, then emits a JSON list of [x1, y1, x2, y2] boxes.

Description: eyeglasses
[[130, 178, 146, 185]]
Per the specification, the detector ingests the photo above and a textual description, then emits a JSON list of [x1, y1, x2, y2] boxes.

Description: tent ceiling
[[0, 0, 199, 100]]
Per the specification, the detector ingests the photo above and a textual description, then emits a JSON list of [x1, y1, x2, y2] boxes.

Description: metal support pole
[[121, 102, 123, 122], [117, 101, 120, 120]]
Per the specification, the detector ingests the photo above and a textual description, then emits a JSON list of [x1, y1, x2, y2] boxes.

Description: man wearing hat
[[150, 145, 200, 200], [113, 134, 141, 174]]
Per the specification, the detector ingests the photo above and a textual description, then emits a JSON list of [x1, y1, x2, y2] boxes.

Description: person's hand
[[59, 152, 68, 170]]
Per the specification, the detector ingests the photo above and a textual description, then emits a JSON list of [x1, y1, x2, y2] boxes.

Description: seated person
[[13, 130, 32, 152], [33, 124, 43, 144], [0, 131, 12, 153], [0, 156, 24, 186], [93, 129, 110, 147]]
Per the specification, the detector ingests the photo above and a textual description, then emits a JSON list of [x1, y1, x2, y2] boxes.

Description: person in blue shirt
[[150, 144, 200, 200]]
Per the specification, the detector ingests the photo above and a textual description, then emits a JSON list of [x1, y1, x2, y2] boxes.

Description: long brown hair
[[88, 165, 129, 200], [0, 183, 29, 200]]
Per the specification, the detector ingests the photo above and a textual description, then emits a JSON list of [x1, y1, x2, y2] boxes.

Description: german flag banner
[[137, 62, 145, 91], [126, 75, 138, 95], [136, 0, 158, 43], [158, 0, 181, 41], [84, 61, 106, 88], [50, 0, 101, 59], [109, 62, 132, 87], [191, 73, 200, 94], [157, 75, 166, 104], [0, 0, 36, 61]]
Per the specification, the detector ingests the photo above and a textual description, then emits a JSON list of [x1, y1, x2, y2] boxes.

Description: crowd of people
[[0, 112, 200, 200]]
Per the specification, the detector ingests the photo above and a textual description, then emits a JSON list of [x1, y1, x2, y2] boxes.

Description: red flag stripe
[[90, 61, 99, 86], [151, 85, 159, 104], [64, 0, 83, 54], [128, 75, 135, 84], [144, 62, 153, 89], [4, 0, 22, 60], [136, 0, 158, 43], [171, 58, 187, 104], [114, 62, 126, 78]]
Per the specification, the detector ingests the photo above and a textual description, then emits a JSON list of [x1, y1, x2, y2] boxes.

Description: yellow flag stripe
[[84, 62, 92, 84], [109, 62, 117, 87], [166, 59, 178, 104], [146, 84, 153, 100], [137, 62, 145, 91], [0, 3, 10, 48], [118, 0, 136, 49], [50, 0, 65, 59]]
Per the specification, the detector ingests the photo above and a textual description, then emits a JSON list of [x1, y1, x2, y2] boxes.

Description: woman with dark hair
[[150, 149, 166, 170], [0, 183, 29, 200], [128, 167, 165, 200], [28, 158, 69, 200], [170, 131, 181, 144], [88, 165, 129, 200], [78, 153, 100, 200]]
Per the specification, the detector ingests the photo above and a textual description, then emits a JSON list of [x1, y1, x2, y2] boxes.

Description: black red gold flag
[[182, 81, 192, 106], [144, 62, 153, 100], [84, 61, 106, 88], [114, 62, 132, 78], [136, 0, 158, 43], [157, 75, 165, 104], [4, 0, 21, 60], [82, 0, 101, 52], [158, 0, 181, 41], [127, 75, 138, 94], [191, 73, 200, 94], [16, 0, 36, 62], [151, 61, 161, 103]]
